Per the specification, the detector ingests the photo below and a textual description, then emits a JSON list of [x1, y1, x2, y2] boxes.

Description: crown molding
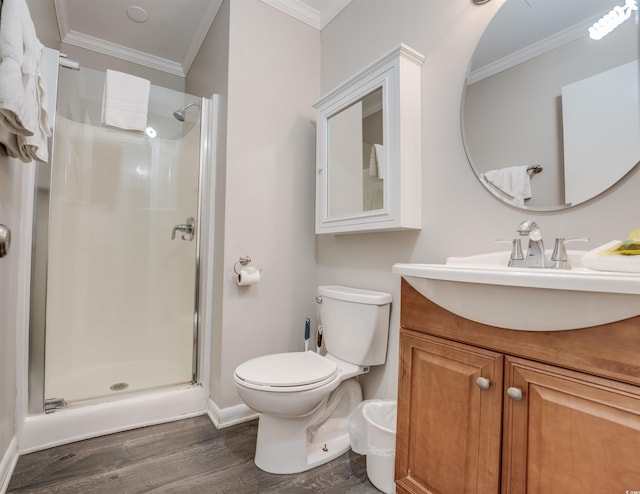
[[261, 0, 321, 28], [468, 16, 599, 84], [181, 0, 222, 75], [261, 0, 351, 30], [62, 30, 186, 76], [53, 0, 220, 77], [53, 0, 70, 41], [317, 0, 352, 28]]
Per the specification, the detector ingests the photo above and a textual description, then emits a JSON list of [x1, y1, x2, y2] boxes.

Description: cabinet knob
[[475, 377, 491, 390], [507, 387, 524, 401]]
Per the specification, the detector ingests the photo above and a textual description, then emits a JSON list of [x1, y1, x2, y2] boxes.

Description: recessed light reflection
[[145, 126, 157, 138], [135, 165, 149, 178], [589, 0, 637, 40]]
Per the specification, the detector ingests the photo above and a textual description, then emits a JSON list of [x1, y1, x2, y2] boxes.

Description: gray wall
[[186, 0, 231, 406], [187, 0, 320, 409], [317, 0, 640, 400], [0, 159, 29, 482]]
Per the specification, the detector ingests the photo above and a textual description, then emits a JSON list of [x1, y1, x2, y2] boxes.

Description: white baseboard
[[0, 437, 18, 494], [207, 398, 257, 429]]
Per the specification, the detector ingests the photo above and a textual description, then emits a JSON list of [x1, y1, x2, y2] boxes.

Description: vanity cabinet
[[502, 356, 640, 493], [397, 332, 503, 493], [396, 279, 640, 494]]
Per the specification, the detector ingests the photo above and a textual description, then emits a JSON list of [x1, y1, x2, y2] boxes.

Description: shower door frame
[[27, 65, 211, 414], [15, 95, 217, 454]]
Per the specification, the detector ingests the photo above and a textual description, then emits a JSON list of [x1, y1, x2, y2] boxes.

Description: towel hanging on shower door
[[101, 69, 150, 132]]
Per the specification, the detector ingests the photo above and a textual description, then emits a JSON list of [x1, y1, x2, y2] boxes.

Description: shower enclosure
[[30, 64, 205, 412]]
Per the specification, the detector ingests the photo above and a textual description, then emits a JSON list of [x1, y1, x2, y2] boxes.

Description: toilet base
[[254, 378, 362, 474]]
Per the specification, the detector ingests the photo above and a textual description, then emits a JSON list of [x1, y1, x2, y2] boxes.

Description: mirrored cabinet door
[[315, 44, 424, 234], [327, 88, 383, 218]]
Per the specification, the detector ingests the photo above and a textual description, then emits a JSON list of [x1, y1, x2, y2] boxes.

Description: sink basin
[[392, 250, 640, 331]]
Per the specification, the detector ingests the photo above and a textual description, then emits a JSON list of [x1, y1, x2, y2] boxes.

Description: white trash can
[[348, 399, 397, 494]]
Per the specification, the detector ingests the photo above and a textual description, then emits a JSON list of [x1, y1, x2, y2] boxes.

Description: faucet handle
[[551, 237, 589, 269], [564, 236, 590, 245], [496, 239, 524, 264], [551, 238, 568, 262]]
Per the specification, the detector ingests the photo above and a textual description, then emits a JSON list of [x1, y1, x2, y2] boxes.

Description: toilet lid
[[235, 351, 338, 388]]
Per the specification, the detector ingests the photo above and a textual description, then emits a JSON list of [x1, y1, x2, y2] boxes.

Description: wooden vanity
[[395, 278, 640, 494]]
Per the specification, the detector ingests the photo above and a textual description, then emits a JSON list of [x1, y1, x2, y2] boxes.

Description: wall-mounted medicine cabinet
[[314, 43, 425, 234]]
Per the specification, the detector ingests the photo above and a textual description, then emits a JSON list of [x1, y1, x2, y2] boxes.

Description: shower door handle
[[171, 217, 195, 241]]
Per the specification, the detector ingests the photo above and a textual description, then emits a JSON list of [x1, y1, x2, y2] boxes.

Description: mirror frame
[[314, 44, 424, 234]]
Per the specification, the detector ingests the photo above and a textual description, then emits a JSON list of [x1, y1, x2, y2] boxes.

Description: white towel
[[16, 3, 50, 162], [363, 168, 383, 211], [0, 0, 51, 162], [101, 69, 150, 131], [369, 143, 385, 180], [480, 166, 531, 207], [0, 124, 27, 161], [0, 0, 32, 135]]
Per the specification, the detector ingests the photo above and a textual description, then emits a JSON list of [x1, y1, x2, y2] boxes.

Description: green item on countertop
[[598, 228, 640, 256]]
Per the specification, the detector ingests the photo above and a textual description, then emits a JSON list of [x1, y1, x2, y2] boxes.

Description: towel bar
[[527, 165, 543, 174]]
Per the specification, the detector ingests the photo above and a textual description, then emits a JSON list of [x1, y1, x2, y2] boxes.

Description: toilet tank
[[318, 285, 392, 366]]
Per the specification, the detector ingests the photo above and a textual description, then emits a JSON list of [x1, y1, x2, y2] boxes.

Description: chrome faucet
[[506, 220, 589, 269], [511, 220, 552, 268]]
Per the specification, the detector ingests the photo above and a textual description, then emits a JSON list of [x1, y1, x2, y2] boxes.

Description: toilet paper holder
[[234, 256, 257, 275], [234, 256, 262, 286]]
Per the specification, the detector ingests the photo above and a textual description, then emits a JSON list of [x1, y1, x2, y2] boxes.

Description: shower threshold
[[19, 384, 208, 454]]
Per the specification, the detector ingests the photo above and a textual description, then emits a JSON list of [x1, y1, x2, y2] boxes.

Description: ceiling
[[50, 0, 621, 80], [52, 0, 352, 77], [469, 0, 620, 82], [472, 0, 618, 67]]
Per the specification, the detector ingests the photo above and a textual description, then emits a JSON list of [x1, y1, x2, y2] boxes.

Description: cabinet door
[[396, 331, 503, 494], [503, 356, 640, 494]]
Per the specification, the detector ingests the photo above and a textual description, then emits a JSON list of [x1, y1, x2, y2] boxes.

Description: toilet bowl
[[235, 351, 346, 417], [235, 352, 366, 473], [233, 285, 392, 474]]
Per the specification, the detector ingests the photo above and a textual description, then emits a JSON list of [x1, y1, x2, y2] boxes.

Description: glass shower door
[[43, 66, 201, 405]]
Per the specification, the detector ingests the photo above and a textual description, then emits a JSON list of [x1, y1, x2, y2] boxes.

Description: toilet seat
[[235, 351, 338, 392]]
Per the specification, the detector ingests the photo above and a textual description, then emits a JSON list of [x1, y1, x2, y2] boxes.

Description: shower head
[[173, 102, 201, 121]]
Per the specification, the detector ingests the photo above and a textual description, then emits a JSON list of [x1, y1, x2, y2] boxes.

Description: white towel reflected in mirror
[[369, 143, 385, 179], [480, 166, 532, 207]]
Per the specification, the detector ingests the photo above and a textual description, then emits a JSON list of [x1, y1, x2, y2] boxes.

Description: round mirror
[[462, 0, 639, 210]]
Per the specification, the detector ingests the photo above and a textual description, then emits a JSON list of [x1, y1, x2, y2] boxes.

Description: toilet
[[233, 285, 392, 474]]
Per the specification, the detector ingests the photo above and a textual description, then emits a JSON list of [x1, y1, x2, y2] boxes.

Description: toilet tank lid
[[318, 285, 392, 305]]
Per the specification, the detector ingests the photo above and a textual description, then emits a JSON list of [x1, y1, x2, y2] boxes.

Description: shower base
[[45, 360, 192, 405]]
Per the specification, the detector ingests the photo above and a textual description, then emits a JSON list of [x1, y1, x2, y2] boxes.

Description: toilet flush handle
[[316, 296, 322, 304]]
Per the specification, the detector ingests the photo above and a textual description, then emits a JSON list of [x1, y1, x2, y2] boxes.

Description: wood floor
[[7, 415, 381, 493]]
